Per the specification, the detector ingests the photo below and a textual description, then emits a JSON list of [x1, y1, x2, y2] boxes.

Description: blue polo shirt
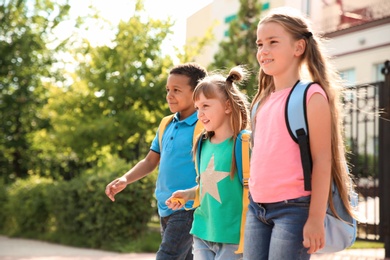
[[150, 112, 198, 217]]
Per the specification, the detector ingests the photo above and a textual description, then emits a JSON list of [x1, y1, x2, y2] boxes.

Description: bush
[[1, 155, 157, 251], [0, 179, 8, 232], [48, 155, 156, 249], [3, 176, 54, 237]]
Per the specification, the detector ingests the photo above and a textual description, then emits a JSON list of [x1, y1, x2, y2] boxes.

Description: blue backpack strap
[[285, 80, 315, 191], [189, 134, 205, 209], [250, 103, 259, 134], [194, 134, 205, 181]]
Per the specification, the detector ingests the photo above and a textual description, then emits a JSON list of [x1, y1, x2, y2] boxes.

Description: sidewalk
[[312, 248, 386, 260], [0, 235, 386, 260], [0, 236, 155, 260]]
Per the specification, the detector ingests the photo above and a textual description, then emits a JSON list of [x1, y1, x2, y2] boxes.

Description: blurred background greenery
[[0, 0, 262, 252]]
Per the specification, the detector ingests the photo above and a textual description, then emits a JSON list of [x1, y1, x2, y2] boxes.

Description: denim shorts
[[193, 236, 242, 260], [156, 209, 194, 260], [243, 194, 311, 260]]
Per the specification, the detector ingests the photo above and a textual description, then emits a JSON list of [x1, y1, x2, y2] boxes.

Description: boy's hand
[[105, 176, 127, 202]]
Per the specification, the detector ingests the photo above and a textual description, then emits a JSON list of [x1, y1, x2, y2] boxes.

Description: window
[[262, 2, 270, 11], [224, 14, 237, 37], [224, 14, 237, 24], [374, 63, 385, 82], [340, 69, 356, 87]]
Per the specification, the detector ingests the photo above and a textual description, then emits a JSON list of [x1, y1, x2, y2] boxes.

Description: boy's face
[[166, 74, 196, 120]]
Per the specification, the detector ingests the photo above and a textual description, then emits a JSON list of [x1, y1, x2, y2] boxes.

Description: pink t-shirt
[[249, 83, 327, 203]]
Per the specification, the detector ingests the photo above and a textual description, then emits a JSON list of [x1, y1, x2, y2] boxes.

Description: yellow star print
[[200, 155, 230, 203]]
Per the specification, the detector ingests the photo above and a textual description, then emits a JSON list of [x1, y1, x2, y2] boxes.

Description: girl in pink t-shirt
[[243, 7, 355, 260]]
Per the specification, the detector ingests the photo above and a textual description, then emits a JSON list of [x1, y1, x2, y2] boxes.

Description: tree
[[34, 0, 175, 179], [0, 0, 71, 182], [209, 0, 262, 97]]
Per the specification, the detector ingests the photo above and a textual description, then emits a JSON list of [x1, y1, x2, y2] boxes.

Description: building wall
[[325, 22, 390, 84], [186, 0, 239, 66], [186, 4, 213, 66]]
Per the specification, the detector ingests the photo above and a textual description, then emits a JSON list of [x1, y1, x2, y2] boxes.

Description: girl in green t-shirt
[[166, 66, 250, 259]]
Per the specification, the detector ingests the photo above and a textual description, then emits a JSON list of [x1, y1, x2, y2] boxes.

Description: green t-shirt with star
[[190, 137, 243, 244]]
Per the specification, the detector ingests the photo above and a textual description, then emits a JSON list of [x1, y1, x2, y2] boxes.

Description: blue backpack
[[252, 80, 358, 253]]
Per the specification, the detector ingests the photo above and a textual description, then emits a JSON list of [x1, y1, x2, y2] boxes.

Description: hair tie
[[303, 32, 313, 39], [226, 75, 234, 83]]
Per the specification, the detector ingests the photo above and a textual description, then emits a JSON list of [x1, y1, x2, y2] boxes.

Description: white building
[[186, 0, 390, 84]]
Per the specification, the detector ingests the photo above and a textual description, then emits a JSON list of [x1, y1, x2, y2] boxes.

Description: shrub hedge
[[0, 155, 157, 251]]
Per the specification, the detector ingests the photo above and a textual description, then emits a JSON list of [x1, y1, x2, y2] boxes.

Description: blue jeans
[[157, 209, 194, 260], [193, 236, 242, 260], [243, 194, 311, 260]]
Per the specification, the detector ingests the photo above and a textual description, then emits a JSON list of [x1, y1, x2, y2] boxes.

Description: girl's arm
[[303, 92, 332, 254]]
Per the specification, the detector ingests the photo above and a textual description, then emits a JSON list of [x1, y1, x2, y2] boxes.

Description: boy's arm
[[105, 150, 160, 202]]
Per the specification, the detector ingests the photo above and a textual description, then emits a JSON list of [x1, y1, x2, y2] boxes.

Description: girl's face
[[256, 22, 303, 77], [166, 74, 195, 120], [194, 92, 231, 134]]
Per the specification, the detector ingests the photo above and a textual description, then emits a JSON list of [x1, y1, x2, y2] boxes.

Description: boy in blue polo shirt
[[105, 63, 207, 260]]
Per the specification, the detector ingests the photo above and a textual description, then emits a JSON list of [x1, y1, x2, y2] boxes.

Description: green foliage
[[32, 0, 174, 180], [3, 176, 54, 237], [349, 153, 377, 178], [346, 139, 378, 178], [0, 179, 8, 231], [109, 227, 161, 253], [209, 0, 262, 97], [49, 155, 156, 249], [351, 240, 384, 249], [1, 155, 157, 250], [0, 0, 71, 182]]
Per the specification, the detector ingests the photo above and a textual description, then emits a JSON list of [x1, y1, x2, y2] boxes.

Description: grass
[[350, 240, 384, 249]]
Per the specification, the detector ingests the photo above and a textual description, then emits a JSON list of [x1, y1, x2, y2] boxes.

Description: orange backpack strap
[[185, 131, 204, 210], [158, 115, 174, 150], [193, 120, 204, 148], [235, 132, 251, 254], [158, 114, 203, 151]]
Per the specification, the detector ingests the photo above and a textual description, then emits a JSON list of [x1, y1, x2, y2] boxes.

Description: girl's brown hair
[[252, 7, 356, 219], [193, 66, 250, 178]]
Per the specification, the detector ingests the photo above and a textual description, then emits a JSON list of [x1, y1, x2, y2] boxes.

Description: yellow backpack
[[158, 114, 204, 150]]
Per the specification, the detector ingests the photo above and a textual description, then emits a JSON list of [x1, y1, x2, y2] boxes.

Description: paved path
[[0, 235, 386, 260], [0, 236, 155, 260]]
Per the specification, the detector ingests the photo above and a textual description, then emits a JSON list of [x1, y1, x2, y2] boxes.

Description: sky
[[65, 0, 212, 49]]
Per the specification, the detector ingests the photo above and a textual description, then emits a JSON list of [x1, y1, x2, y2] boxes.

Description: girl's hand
[[302, 216, 325, 254], [166, 190, 190, 210]]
